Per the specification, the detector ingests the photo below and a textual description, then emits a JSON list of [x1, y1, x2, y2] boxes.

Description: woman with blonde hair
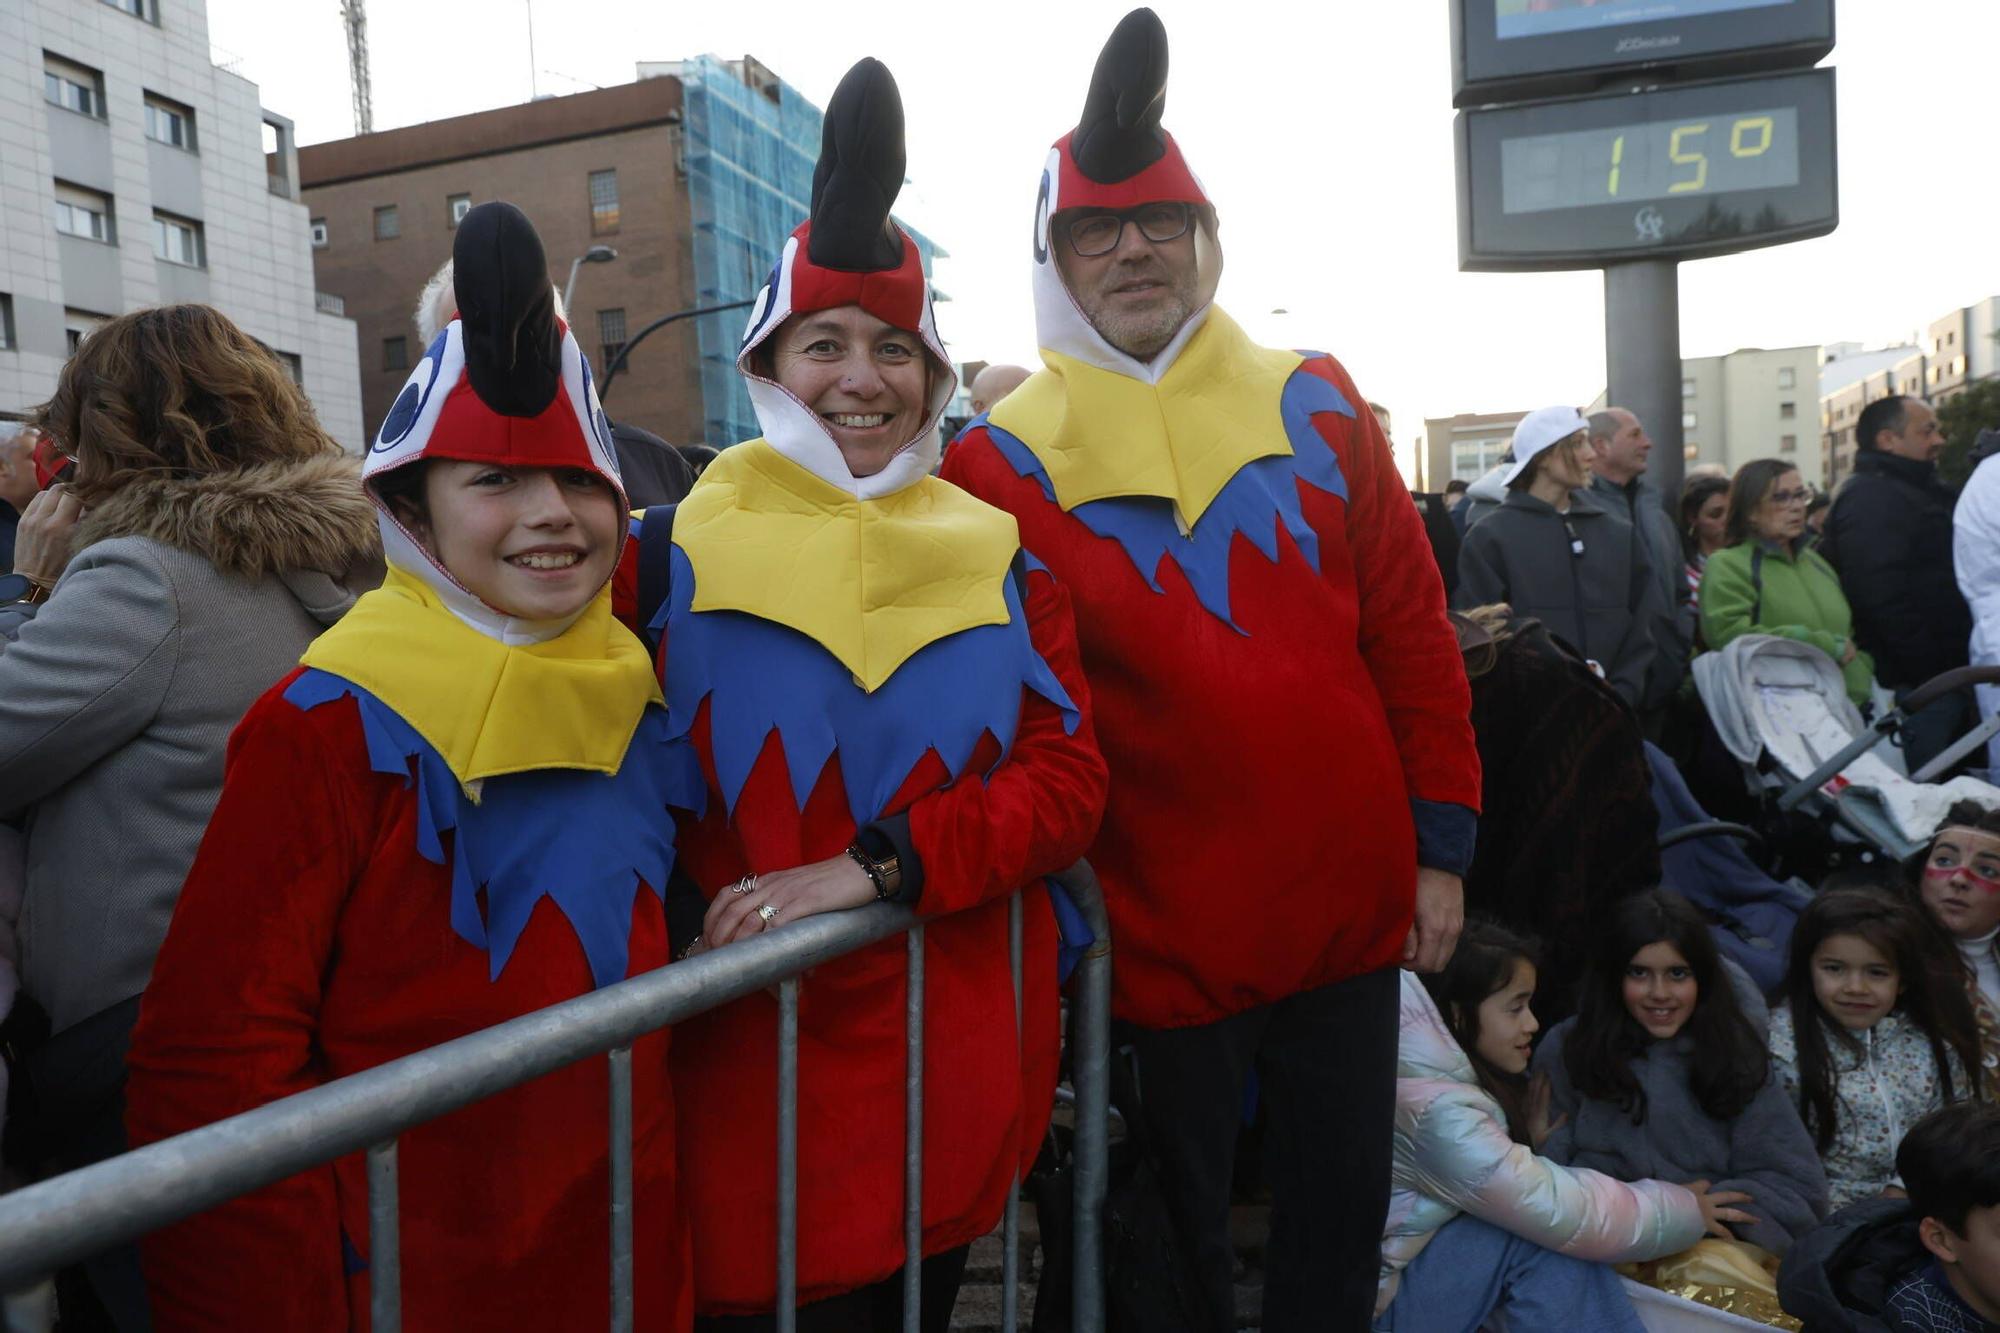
[[0, 303, 379, 1322]]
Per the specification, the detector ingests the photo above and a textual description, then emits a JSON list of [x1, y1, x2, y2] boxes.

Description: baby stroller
[[1693, 636, 2000, 867]]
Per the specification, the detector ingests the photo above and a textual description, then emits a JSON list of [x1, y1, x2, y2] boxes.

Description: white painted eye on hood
[[374, 329, 452, 453]]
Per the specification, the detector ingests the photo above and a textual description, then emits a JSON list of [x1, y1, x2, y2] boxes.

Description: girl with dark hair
[[1768, 888, 1981, 1210], [1905, 800, 2000, 1097], [1377, 920, 1736, 1331], [1533, 889, 1829, 1255], [1698, 458, 1875, 706], [1679, 473, 1729, 608]]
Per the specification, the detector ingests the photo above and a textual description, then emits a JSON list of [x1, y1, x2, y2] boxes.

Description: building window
[[277, 351, 303, 386], [310, 217, 329, 247], [1780, 435, 1798, 454], [382, 336, 408, 372], [589, 170, 620, 234], [448, 193, 471, 227], [1777, 366, 1796, 390], [1681, 377, 1696, 398], [100, 0, 151, 16], [598, 308, 627, 370], [0, 294, 14, 352], [43, 54, 105, 119], [143, 94, 195, 150], [64, 308, 108, 355], [1682, 411, 1697, 431], [152, 211, 203, 267], [1779, 401, 1796, 420], [54, 182, 114, 243], [373, 204, 400, 241]]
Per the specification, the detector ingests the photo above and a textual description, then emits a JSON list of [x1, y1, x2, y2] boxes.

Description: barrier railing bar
[[1002, 893, 1023, 1331], [609, 1045, 634, 1333], [1065, 867, 1113, 1333], [367, 1139, 400, 1333], [902, 925, 925, 1333], [0, 900, 917, 1290], [776, 976, 800, 1333]]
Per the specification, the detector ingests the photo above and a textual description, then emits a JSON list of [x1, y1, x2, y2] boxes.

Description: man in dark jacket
[[1455, 406, 1666, 708], [0, 428, 40, 571], [1822, 395, 1976, 773], [1588, 407, 1690, 721]]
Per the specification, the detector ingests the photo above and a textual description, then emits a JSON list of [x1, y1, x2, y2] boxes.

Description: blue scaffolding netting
[[681, 56, 942, 448]]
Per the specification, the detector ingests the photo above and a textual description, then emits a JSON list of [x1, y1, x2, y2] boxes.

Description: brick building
[[299, 77, 703, 445], [300, 57, 941, 448]]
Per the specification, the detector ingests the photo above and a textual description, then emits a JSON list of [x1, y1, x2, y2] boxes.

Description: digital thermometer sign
[[1457, 69, 1835, 271]]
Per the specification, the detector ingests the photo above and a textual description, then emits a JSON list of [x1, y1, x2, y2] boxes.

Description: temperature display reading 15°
[[1501, 107, 1799, 215]]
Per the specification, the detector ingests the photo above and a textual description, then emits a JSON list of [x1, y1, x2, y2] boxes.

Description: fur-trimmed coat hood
[[72, 453, 380, 583]]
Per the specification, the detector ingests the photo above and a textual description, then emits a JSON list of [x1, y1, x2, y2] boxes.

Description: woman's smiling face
[[768, 306, 931, 478]]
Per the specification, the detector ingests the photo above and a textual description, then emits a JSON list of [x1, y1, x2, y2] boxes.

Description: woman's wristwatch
[[845, 841, 902, 901], [0, 573, 48, 606]]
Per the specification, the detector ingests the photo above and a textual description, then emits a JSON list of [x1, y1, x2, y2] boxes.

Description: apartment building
[[1, 0, 361, 444], [1421, 409, 1531, 491]]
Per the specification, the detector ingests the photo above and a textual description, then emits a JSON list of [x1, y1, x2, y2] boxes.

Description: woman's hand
[[1526, 1072, 1567, 1151], [702, 854, 878, 947], [14, 484, 82, 590], [1686, 1179, 1757, 1240], [1839, 637, 1857, 666]]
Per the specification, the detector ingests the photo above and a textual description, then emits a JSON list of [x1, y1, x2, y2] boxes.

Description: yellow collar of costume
[[300, 564, 663, 790], [674, 439, 1020, 693], [989, 306, 1304, 530]]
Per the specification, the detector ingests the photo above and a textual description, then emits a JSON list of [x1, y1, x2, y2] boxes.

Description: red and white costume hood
[[366, 200, 629, 644], [732, 58, 955, 498]]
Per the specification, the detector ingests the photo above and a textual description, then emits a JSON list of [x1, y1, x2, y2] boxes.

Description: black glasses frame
[[1061, 202, 1194, 258]]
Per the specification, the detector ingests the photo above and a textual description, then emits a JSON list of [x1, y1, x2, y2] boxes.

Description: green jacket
[[1699, 540, 1876, 704]]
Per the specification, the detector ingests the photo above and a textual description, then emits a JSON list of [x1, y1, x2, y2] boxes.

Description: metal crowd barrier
[[0, 866, 1114, 1333]]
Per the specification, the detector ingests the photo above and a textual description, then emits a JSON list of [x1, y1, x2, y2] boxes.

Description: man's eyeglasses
[[1769, 487, 1810, 506], [1062, 202, 1194, 258]]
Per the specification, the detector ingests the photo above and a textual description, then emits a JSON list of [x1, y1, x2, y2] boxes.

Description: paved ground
[[949, 1202, 1271, 1331]]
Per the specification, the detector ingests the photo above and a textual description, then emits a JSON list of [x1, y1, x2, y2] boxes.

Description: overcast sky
[[208, 0, 2000, 477]]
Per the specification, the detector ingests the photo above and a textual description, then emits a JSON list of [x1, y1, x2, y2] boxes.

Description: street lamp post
[[562, 244, 617, 312], [597, 298, 757, 402]]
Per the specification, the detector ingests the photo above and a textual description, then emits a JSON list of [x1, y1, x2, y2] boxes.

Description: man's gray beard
[[1092, 292, 1195, 361]]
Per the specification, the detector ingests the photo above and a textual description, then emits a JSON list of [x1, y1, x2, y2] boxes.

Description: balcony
[[314, 291, 345, 316]]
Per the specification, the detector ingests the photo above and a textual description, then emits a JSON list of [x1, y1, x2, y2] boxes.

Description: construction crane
[[339, 0, 373, 136]]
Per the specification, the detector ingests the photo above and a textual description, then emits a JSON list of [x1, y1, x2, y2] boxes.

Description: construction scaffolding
[[678, 56, 941, 449]]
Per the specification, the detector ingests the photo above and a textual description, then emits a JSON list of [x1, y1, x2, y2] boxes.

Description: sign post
[[1605, 259, 1685, 505]]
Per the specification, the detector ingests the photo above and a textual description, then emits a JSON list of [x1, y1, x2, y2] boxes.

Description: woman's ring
[[757, 903, 780, 924], [731, 875, 759, 896]]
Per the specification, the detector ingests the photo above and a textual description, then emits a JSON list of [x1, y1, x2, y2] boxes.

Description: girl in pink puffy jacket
[[1377, 920, 1750, 1332]]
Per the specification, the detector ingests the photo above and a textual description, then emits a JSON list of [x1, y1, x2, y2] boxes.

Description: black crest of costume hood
[[807, 58, 907, 273], [453, 201, 563, 418], [1073, 7, 1170, 185]]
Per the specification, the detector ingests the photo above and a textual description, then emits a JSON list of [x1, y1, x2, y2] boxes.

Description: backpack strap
[[635, 504, 679, 643]]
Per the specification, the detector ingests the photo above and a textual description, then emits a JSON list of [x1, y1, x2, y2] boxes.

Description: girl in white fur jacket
[[1377, 921, 1745, 1333]]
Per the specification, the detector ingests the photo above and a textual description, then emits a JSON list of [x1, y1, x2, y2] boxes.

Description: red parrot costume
[[125, 204, 698, 1330], [938, 17, 1482, 1032], [632, 60, 1108, 1315]]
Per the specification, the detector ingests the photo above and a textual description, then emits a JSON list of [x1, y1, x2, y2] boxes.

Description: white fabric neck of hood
[[377, 515, 591, 646], [742, 372, 941, 501], [1029, 221, 1220, 385]]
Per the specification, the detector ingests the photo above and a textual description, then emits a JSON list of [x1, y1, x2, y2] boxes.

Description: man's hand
[[15, 484, 82, 590], [1402, 867, 1463, 973]]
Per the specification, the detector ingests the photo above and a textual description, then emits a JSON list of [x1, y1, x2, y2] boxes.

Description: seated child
[[1771, 888, 1982, 1211], [1903, 801, 2000, 1098], [1890, 1102, 2000, 1330], [1377, 920, 1741, 1333], [1535, 888, 1830, 1256]]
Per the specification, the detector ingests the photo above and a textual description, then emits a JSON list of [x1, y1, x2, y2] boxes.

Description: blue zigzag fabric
[[284, 669, 706, 990], [983, 363, 1355, 633], [654, 548, 1080, 826]]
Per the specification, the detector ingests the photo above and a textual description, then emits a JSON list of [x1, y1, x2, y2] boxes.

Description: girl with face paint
[[1905, 800, 2000, 1098]]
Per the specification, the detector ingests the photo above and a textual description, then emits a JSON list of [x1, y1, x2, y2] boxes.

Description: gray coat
[[1587, 472, 1691, 706], [1534, 1016, 1830, 1257], [1453, 487, 1666, 707], [0, 455, 379, 1033]]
